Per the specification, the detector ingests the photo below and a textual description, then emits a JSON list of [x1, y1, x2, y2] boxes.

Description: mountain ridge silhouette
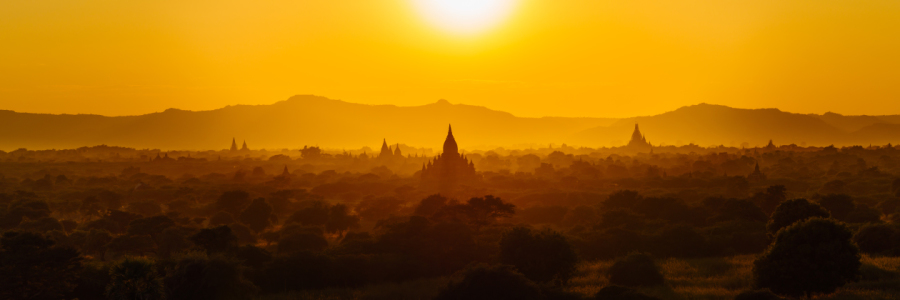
[[1, 97, 898, 151]]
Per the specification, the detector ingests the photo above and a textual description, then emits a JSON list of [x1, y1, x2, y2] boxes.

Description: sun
[[412, 0, 518, 36]]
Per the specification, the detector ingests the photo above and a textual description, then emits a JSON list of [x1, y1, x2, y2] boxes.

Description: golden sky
[[2, 0, 899, 118]]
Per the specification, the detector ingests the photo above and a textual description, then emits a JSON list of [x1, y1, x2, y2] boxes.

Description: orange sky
[[2, 0, 899, 118]]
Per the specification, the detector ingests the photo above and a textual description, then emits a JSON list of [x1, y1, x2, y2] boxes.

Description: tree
[[2, 199, 52, 229], [239, 198, 276, 233], [753, 218, 860, 297], [711, 199, 767, 222], [435, 195, 516, 228], [325, 203, 360, 237], [766, 199, 830, 236], [17, 216, 64, 233], [0, 231, 83, 300], [652, 225, 709, 258], [817, 194, 855, 222], [853, 223, 898, 255], [277, 231, 329, 255], [414, 194, 450, 217], [499, 227, 578, 283], [208, 211, 235, 227], [593, 285, 661, 300], [83, 228, 114, 259], [751, 185, 787, 216], [434, 264, 542, 300], [106, 257, 164, 300], [734, 289, 784, 300], [79, 196, 105, 221], [127, 215, 175, 240], [214, 190, 252, 217], [607, 253, 664, 287], [107, 235, 156, 256], [163, 253, 257, 300], [190, 226, 238, 255], [603, 190, 642, 211], [285, 201, 329, 226]]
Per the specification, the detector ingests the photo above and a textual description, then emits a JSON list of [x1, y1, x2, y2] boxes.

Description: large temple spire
[[443, 124, 458, 156]]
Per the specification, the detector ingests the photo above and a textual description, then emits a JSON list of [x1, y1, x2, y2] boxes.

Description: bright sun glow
[[412, 0, 517, 36]]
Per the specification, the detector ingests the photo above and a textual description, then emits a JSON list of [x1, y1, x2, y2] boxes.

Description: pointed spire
[[230, 138, 238, 152], [379, 138, 392, 158], [443, 124, 459, 155], [282, 165, 290, 176]]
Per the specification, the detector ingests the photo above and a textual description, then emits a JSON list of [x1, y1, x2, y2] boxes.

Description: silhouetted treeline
[[1, 144, 899, 299]]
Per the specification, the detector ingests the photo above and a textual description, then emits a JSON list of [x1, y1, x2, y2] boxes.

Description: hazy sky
[[2, 0, 899, 118]]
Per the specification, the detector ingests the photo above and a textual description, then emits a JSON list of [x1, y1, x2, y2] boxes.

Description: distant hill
[[0, 95, 616, 151], [1, 98, 898, 151], [572, 103, 900, 147]]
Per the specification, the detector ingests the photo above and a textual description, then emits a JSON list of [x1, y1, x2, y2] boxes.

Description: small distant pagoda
[[748, 162, 767, 182], [625, 123, 652, 152], [230, 138, 238, 152]]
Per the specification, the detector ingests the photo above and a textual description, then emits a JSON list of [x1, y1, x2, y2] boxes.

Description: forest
[[2, 142, 900, 300]]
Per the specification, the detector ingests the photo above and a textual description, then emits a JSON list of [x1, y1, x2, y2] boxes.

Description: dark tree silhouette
[[817, 194, 855, 222], [127, 215, 175, 240], [499, 227, 578, 283], [607, 253, 664, 287], [83, 228, 113, 259], [435, 195, 515, 228], [652, 225, 709, 258], [107, 234, 155, 256], [239, 198, 276, 233], [325, 203, 360, 237], [734, 289, 784, 300], [711, 199, 767, 222], [215, 190, 252, 217], [414, 194, 450, 217], [285, 201, 330, 226], [17, 216, 64, 233], [277, 231, 329, 254], [753, 218, 860, 298], [593, 285, 661, 300], [106, 257, 164, 300], [751, 185, 787, 216], [766, 198, 830, 236], [190, 225, 239, 255], [209, 211, 236, 227], [853, 223, 898, 255], [434, 264, 543, 300], [2, 198, 52, 229], [163, 254, 257, 300], [0, 231, 83, 300], [158, 227, 194, 259], [603, 190, 642, 211]]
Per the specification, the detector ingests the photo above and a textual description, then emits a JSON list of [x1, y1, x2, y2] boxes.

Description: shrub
[[499, 227, 578, 283], [753, 218, 860, 297], [434, 264, 542, 300], [607, 253, 664, 287], [766, 199, 830, 236]]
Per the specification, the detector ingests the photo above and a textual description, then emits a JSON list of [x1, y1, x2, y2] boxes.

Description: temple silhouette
[[625, 123, 652, 152], [421, 125, 477, 191]]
